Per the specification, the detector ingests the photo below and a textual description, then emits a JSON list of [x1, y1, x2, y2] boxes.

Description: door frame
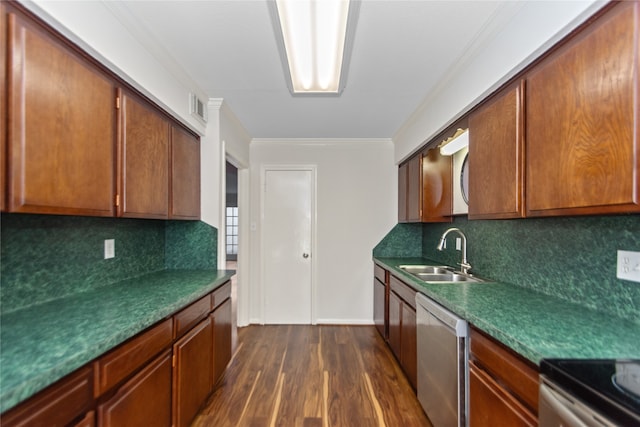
[[259, 165, 318, 324]]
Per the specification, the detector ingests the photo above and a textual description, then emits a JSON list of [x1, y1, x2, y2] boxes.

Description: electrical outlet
[[456, 237, 462, 251], [617, 250, 640, 283], [104, 239, 115, 259]]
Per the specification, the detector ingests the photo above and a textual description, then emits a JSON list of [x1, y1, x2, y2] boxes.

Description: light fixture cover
[[440, 129, 469, 156], [275, 0, 351, 93]]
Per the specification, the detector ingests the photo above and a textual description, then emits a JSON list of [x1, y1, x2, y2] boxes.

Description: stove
[[540, 359, 640, 426]]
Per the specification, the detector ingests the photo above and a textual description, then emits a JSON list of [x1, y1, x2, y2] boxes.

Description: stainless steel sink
[[398, 265, 484, 283], [399, 265, 452, 275]]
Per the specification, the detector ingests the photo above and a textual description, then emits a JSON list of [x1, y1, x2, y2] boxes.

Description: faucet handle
[[459, 261, 472, 275]]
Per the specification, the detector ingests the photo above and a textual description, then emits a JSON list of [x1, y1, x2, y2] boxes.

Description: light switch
[[104, 239, 115, 259]]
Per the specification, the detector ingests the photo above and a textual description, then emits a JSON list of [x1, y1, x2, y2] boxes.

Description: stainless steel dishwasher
[[416, 293, 468, 427]]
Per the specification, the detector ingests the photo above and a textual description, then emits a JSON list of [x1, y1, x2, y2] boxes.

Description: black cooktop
[[541, 359, 640, 426]]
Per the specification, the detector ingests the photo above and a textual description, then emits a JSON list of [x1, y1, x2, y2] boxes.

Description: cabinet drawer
[[470, 327, 538, 412], [174, 294, 211, 339], [94, 319, 173, 396], [390, 275, 417, 310], [469, 361, 536, 426], [211, 281, 231, 310], [374, 264, 387, 283], [2, 366, 93, 427]]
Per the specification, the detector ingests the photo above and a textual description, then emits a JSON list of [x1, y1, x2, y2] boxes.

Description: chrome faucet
[[437, 228, 471, 274]]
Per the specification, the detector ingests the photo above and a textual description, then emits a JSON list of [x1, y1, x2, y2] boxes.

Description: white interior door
[[263, 168, 314, 324]]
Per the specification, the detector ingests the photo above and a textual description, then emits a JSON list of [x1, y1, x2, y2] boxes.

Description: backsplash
[[373, 223, 423, 257], [0, 214, 217, 314], [421, 215, 640, 322]]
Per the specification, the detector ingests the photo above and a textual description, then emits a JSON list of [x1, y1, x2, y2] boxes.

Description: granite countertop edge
[[374, 257, 640, 365], [0, 268, 235, 413]]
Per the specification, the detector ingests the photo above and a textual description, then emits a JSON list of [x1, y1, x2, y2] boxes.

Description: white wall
[[393, 0, 605, 163], [249, 140, 397, 324]]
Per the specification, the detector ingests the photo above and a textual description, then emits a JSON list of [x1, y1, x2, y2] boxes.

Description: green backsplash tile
[[373, 223, 423, 258], [165, 221, 217, 269], [1, 214, 166, 314], [1, 214, 219, 315], [421, 215, 640, 321]]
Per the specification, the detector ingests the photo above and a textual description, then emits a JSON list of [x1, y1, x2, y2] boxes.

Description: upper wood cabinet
[[118, 90, 170, 219], [421, 147, 452, 222], [526, 1, 639, 217], [398, 154, 421, 223], [468, 81, 525, 219], [397, 163, 408, 222], [1, 2, 7, 213], [170, 125, 200, 220], [6, 8, 116, 217]]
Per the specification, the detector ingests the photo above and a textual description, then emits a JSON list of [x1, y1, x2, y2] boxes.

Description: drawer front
[[94, 318, 173, 396], [174, 294, 211, 339], [374, 264, 387, 283], [470, 327, 539, 412], [2, 366, 94, 427], [211, 281, 231, 310], [390, 275, 417, 310]]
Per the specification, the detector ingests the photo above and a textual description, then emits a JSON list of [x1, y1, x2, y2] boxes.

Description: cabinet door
[[170, 125, 200, 220], [469, 362, 536, 427], [400, 304, 417, 390], [421, 147, 452, 222], [98, 350, 172, 427], [7, 9, 115, 216], [406, 155, 422, 222], [526, 1, 639, 216], [173, 317, 213, 427], [212, 297, 232, 385], [469, 81, 524, 219], [118, 91, 170, 219], [388, 291, 402, 360], [1, 2, 7, 212], [373, 278, 386, 339], [398, 163, 408, 222]]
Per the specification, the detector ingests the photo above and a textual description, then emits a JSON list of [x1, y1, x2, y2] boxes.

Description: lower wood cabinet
[[373, 264, 388, 339], [212, 297, 233, 385], [1, 281, 234, 427], [98, 351, 172, 427], [388, 275, 417, 389], [469, 326, 538, 426], [173, 318, 213, 427]]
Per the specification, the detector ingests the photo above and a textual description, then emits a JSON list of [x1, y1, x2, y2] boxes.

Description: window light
[[274, 0, 353, 94]]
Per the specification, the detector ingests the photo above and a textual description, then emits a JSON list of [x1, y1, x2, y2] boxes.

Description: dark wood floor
[[193, 325, 431, 427]]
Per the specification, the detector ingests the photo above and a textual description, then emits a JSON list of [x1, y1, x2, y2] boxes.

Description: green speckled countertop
[[375, 257, 640, 364], [0, 269, 235, 413]]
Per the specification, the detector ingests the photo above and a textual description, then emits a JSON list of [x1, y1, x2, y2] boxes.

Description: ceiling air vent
[[189, 93, 208, 124]]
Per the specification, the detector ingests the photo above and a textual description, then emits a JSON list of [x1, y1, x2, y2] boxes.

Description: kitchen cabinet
[[468, 81, 525, 219], [373, 263, 388, 339], [526, 1, 640, 217], [1, 2, 7, 212], [173, 317, 213, 427], [421, 147, 452, 222], [170, 125, 201, 220], [212, 297, 232, 385], [388, 275, 417, 389], [398, 154, 422, 222], [5, 5, 116, 217], [97, 350, 172, 427], [1, 366, 94, 427], [118, 90, 170, 219], [398, 148, 452, 223], [469, 326, 538, 426]]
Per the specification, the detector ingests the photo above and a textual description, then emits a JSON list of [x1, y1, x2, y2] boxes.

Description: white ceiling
[[110, 1, 519, 139]]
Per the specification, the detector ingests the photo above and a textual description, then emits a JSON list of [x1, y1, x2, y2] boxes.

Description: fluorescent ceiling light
[[440, 129, 469, 156], [275, 0, 351, 94]]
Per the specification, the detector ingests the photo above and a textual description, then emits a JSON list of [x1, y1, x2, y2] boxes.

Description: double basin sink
[[398, 265, 484, 284]]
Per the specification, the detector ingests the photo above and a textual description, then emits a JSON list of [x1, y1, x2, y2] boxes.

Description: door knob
[[303, 253, 309, 259]]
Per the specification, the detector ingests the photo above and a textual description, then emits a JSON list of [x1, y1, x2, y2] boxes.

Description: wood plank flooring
[[193, 325, 432, 427]]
